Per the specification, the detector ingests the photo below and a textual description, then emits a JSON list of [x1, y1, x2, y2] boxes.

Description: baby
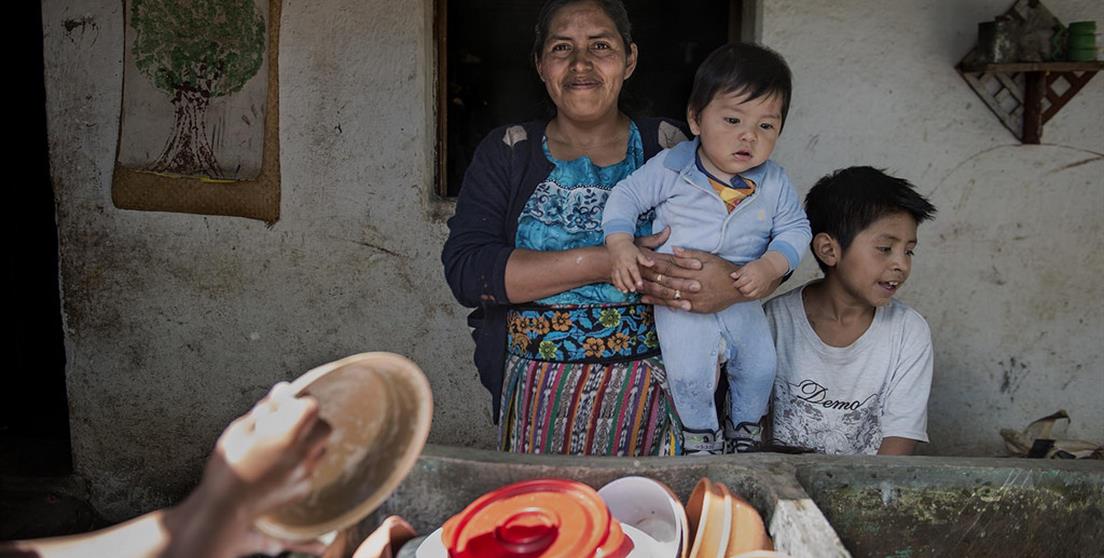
[[602, 43, 810, 454]]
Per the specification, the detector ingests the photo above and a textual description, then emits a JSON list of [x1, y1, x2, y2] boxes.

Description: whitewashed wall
[[42, 0, 494, 519], [42, 0, 1102, 519], [761, 0, 1104, 455]]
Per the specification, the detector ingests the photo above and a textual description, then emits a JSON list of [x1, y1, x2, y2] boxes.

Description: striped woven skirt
[[499, 354, 682, 456]]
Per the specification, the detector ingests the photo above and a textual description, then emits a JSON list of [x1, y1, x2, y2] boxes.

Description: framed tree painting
[[113, 0, 281, 224]]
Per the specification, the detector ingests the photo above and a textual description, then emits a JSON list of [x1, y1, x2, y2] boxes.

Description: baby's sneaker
[[682, 427, 724, 456], [724, 419, 763, 454]]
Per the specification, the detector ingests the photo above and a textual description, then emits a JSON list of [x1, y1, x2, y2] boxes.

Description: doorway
[[2, 0, 72, 477]]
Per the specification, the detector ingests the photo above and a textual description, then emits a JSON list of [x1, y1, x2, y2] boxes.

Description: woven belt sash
[[506, 303, 659, 364]]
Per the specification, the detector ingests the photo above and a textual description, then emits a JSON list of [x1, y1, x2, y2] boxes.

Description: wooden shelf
[[959, 61, 1104, 73], [957, 60, 1101, 144]]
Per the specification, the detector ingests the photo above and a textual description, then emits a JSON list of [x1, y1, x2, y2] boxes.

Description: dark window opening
[[436, 0, 744, 197], [2, 0, 72, 477]]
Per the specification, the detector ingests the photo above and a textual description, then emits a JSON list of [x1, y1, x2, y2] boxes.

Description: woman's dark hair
[[531, 0, 633, 61], [687, 43, 792, 132], [805, 166, 937, 273]]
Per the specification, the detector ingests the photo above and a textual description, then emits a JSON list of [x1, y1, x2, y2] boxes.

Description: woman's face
[[535, 1, 637, 124]]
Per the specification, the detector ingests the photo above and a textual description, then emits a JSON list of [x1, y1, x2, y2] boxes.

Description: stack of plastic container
[[413, 476, 784, 558]]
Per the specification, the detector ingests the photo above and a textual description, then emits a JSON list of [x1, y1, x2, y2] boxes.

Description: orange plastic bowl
[[441, 478, 633, 558]]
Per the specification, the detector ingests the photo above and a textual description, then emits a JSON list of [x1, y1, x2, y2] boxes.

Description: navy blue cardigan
[[441, 117, 688, 419]]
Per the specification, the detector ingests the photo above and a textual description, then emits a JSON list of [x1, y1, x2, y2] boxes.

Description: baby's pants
[[655, 301, 776, 432]]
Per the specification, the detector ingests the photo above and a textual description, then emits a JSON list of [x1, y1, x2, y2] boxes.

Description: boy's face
[[830, 212, 919, 308], [688, 90, 782, 181]]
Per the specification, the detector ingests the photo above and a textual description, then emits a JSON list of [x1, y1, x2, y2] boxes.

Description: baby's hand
[[606, 233, 653, 293], [731, 252, 788, 299]]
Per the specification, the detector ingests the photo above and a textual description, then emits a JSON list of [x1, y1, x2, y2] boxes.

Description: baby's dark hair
[[805, 166, 937, 273], [687, 43, 792, 132]]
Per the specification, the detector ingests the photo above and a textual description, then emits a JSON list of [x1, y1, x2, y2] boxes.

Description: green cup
[[1067, 21, 1097, 61], [1069, 34, 1095, 49], [1068, 21, 1096, 34], [1069, 48, 1096, 61]]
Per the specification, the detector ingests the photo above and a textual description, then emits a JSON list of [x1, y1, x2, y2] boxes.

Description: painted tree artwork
[[119, 0, 268, 180]]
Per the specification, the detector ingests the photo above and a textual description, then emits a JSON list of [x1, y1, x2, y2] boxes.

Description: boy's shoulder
[[856, 298, 932, 352], [763, 285, 806, 336], [765, 284, 931, 348], [764, 283, 802, 315], [878, 298, 932, 341]]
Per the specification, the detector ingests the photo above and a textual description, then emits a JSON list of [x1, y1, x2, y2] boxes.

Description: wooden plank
[[960, 61, 1104, 73], [1044, 73, 1063, 105], [435, 0, 448, 197], [1022, 72, 1045, 144]]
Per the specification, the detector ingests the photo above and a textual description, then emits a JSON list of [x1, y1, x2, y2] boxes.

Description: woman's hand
[[640, 247, 782, 313]]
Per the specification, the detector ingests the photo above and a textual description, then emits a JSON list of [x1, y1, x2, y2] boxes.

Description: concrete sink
[[365, 445, 1103, 558]]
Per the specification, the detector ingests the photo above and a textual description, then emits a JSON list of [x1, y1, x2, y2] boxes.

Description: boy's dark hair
[[805, 166, 937, 273], [687, 43, 792, 132]]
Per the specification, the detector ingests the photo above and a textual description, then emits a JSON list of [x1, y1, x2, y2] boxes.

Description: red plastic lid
[[441, 479, 634, 558]]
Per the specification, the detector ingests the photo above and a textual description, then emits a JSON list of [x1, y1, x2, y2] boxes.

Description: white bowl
[[414, 527, 447, 558], [599, 476, 687, 558]]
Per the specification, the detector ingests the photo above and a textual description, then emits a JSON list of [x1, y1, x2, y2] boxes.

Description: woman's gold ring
[[656, 274, 665, 285], [673, 289, 682, 300]]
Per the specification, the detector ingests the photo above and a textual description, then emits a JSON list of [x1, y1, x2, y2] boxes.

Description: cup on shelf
[[1067, 21, 1097, 62]]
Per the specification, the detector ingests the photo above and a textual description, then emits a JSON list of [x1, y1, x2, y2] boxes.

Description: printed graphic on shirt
[[772, 379, 881, 455]]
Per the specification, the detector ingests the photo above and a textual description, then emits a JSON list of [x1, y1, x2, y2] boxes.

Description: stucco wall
[[42, 0, 1102, 520], [760, 0, 1104, 455], [43, 0, 495, 520]]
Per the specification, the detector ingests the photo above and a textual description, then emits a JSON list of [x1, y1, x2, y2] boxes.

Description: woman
[[442, 0, 767, 456]]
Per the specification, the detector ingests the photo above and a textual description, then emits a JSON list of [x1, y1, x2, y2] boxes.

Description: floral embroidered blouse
[[509, 122, 659, 363], [515, 122, 652, 306]]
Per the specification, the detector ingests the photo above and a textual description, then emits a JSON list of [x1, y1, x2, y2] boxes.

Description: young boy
[[602, 43, 811, 454], [765, 166, 937, 455]]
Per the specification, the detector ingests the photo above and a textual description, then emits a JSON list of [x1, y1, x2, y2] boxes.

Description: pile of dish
[[414, 476, 783, 558], [684, 478, 776, 558], [245, 353, 783, 558]]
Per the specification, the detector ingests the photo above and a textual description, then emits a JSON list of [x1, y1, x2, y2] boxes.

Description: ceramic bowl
[[599, 476, 688, 558], [685, 478, 732, 558], [621, 521, 664, 558], [255, 352, 433, 541], [715, 483, 773, 556]]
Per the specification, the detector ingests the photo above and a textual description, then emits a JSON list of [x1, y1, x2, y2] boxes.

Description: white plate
[[415, 527, 447, 558]]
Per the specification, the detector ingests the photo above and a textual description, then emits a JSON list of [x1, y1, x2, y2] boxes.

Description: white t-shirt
[[764, 283, 933, 455]]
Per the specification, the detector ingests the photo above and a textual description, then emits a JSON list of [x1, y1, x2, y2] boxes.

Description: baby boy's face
[[688, 91, 783, 181]]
